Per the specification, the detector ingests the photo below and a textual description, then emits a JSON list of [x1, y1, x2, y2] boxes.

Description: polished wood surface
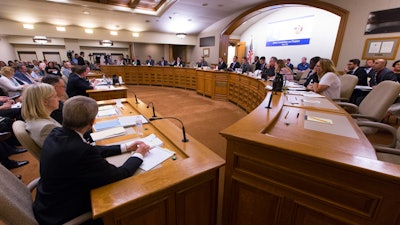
[[220, 91, 400, 225], [91, 98, 225, 225], [86, 85, 128, 101]]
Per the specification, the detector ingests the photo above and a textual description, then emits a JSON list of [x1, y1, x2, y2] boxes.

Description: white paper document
[[118, 115, 148, 127], [106, 146, 175, 171], [90, 127, 127, 141], [97, 108, 118, 117]]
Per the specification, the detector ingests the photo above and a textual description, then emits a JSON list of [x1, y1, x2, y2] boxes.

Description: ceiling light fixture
[[23, 24, 34, 29], [33, 36, 49, 44], [176, 33, 187, 39], [56, 26, 66, 32], [100, 40, 113, 47], [132, 33, 139, 37], [85, 29, 93, 34], [110, 31, 118, 36]]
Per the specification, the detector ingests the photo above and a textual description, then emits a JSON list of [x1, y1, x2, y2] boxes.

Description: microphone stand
[[146, 102, 157, 118], [131, 91, 139, 104], [149, 117, 189, 142]]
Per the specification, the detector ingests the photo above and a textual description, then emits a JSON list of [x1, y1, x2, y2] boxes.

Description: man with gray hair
[[33, 96, 150, 225]]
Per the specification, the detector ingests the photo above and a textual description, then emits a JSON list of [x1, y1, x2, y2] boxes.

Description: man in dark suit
[[217, 57, 227, 70], [345, 59, 368, 86], [14, 64, 35, 84], [145, 55, 155, 66], [261, 56, 277, 79], [33, 96, 150, 225], [369, 58, 397, 86], [77, 52, 85, 65], [157, 57, 169, 66], [132, 56, 141, 66], [228, 56, 241, 71], [66, 65, 94, 97]]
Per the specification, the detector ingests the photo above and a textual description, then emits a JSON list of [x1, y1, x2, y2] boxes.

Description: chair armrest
[[374, 146, 400, 156], [27, 177, 40, 192], [63, 212, 92, 225], [351, 114, 379, 122], [336, 102, 359, 114], [357, 121, 397, 148], [332, 97, 348, 102]]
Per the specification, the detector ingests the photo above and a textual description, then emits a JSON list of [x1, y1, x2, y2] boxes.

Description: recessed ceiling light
[[83, 10, 90, 15], [23, 24, 34, 29], [110, 31, 118, 36], [85, 29, 93, 34], [56, 26, 66, 32], [145, 20, 150, 23], [202, 3, 208, 6], [132, 33, 139, 37]]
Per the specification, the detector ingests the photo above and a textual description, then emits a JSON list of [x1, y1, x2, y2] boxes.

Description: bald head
[[372, 59, 387, 71]]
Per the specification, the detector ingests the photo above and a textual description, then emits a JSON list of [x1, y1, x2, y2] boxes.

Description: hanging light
[[176, 33, 187, 39], [100, 40, 113, 46], [33, 36, 49, 44]]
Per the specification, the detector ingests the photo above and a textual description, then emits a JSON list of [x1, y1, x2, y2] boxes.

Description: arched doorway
[[219, 0, 349, 65]]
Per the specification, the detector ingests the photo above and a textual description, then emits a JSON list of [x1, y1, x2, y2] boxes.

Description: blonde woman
[[0, 66, 26, 95], [275, 59, 293, 75], [22, 83, 61, 147], [309, 58, 341, 99]]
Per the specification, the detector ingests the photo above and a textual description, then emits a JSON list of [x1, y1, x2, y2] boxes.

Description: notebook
[[90, 127, 127, 141]]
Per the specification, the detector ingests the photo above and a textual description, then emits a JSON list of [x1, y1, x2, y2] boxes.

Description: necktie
[[349, 70, 354, 74]]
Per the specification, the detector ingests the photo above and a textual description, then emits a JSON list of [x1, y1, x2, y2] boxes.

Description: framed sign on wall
[[362, 37, 400, 59]]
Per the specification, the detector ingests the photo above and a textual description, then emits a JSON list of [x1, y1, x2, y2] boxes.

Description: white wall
[[0, 36, 17, 62], [240, 7, 340, 67]]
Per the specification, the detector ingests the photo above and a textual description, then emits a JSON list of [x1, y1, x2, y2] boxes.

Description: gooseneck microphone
[[149, 117, 189, 142], [147, 102, 157, 118], [131, 90, 139, 104]]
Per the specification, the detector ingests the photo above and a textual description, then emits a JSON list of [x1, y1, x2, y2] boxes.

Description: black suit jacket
[[66, 73, 93, 97], [351, 67, 368, 86], [229, 62, 240, 70], [218, 62, 227, 70], [77, 56, 85, 65], [370, 67, 397, 86], [33, 127, 143, 225]]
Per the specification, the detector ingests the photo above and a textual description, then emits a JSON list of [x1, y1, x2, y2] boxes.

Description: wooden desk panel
[[86, 85, 128, 101], [91, 98, 225, 225]]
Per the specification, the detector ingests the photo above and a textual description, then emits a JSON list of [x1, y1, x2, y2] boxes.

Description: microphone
[[131, 90, 139, 104], [149, 117, 189, 142], [147, 102, 157, 118]]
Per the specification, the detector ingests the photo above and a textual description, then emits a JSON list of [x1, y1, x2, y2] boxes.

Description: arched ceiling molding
[[219, 0, 349, 65]]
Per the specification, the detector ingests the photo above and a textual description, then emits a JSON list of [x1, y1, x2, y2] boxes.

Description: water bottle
[[135, 116, 143, 136]]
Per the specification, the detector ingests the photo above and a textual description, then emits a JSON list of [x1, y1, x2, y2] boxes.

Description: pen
[[284, 110, 289, 119]]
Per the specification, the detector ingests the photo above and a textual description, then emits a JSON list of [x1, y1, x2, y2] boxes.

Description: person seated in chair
[[33, 96, 150, 225], [22, 83, 61, 148], [66, 65, 97, 97]]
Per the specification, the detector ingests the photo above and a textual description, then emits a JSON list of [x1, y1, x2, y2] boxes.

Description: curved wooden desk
[[100, 66, 267, 113], [221, 92, 400, 225], [90, 98, 224, 225]]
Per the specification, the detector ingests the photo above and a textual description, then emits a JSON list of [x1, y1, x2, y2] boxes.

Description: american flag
[[247, 38, 254, 64]]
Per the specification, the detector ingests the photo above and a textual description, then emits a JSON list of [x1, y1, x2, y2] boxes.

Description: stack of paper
[[118, 115, 148, 127], [90, 127, 127, 141], [97, 105, 118, 117], [106, 146, 175, 171], [123, 133, 163, 149], [93, 115, 149, 131]]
